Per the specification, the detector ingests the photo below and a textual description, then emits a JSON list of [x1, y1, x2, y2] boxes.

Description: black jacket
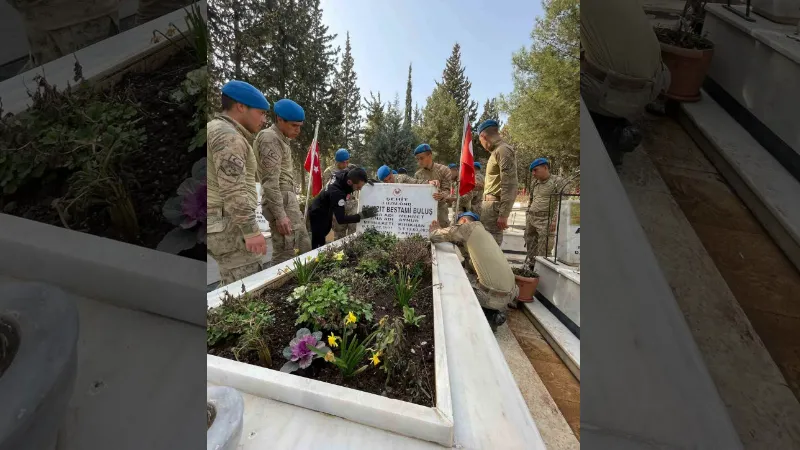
[[309, 169, 361, 225]]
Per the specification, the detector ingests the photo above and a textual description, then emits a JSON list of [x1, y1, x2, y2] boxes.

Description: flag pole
[[453, 112, 468, 225], [304, 119, 321, 220]]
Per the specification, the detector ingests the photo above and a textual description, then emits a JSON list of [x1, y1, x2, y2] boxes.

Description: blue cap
[[377, 165, 391, 181], [392, 170, 398, 175], [398, 168, 407, 174], [335, 148, 350, 162], [274, 99, 305, 122], [474, 162, 482, 169], [476, 119, 499, 134], [414, 143, 432, 155], [457, 212, 480, 222], [448, 163, 457, 169], [221, 80, 270, 111], [529, 158, 549, 171]]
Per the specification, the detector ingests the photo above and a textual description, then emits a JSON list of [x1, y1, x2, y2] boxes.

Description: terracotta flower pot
[[659, 41, 714, 102], [514, 275, 540, 303]]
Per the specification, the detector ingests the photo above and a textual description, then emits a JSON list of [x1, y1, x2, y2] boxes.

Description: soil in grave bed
[[208, 230, 437, 407], [0, 51, 204, 257]]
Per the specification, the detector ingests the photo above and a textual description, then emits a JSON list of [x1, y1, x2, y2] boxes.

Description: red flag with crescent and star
[[459, 120, 476, 196], [303, 141, 323, 196]]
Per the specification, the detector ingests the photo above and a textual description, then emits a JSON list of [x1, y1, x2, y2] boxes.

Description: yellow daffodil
[[333, 251, 344, 261], [345, 311, 357, 325], [315, 256, 320, 262], [370, 351, 382, 366], [306, 256, 313, 263], [327, 333, 340, 348], [379, 316, 388, 327], [294, 248, 300, 255], [324, 351, 336, 362]]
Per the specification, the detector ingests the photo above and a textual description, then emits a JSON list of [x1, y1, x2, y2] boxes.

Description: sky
[[319, 0, 543, 118]]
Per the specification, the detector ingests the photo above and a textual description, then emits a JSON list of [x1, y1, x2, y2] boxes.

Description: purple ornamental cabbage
[[158, 158, 207, 253], [280, 328, 330, 373]]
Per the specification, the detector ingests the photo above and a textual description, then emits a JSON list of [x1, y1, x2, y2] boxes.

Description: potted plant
[[655, 0, 715, 102], [512, 264, 540, 303]]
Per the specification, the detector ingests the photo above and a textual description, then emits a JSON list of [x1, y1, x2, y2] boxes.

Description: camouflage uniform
[[448, 176, 473, 214], [322, 165, 357, 240], [471, 171, 485, 212], [393, 173, 427, 184], [254, 124, 311, 266], [206, 114, 264, 286], [136, 0, 194, 25], [8, 0, 119, 71], [580, 0, 671, 120], [526, 174, 564, 262], [415, 162, 452, 227], [481, 139, 519, 246], [430, 221, 518, 311]]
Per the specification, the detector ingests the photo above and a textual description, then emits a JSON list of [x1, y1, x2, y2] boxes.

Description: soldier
[[376, 165, 438, 187], [413, 144, 452, 227], [309, 167, 379, 249], [476, 120, 518, 246], [525, 158, 564, 262], [254, 98, 312, 266], [323, 149, 357, 240], [471, 161, 485, 213], [447, 162, 472, 214], [8, 0, 120, 71], [207, 80, 269, 286], [429, 212, 515, 332]]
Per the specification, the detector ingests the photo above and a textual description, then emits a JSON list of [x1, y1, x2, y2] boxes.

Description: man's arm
[[428, 221, 465, 244], [332, 192, 361, 224], [212, 134, 261, 239], [438, 166, 452, 197], [254, 131, 287, 220], [497, 147, 519, 218]]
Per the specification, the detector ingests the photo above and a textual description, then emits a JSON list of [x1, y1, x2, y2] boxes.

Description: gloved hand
[[360, 205, 379, 219]]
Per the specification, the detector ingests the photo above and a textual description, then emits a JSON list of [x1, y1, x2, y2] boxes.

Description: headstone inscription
[[356, 183, 437, 238]]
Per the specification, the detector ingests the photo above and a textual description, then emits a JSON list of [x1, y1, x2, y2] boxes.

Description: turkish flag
[[459, 122, 476, 196], [303, 141, 323, 196]]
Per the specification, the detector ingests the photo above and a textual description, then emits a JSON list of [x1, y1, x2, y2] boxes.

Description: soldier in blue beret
[[476, 119, 518, 246], [471, 161, 485, 212], [253, 98, 311, 266], [207, 80, 272, 285], [525, 157, 565, 264], [392, 170, 398, 175], [413, 143, 453, 226], [428, 211, 517, 332]]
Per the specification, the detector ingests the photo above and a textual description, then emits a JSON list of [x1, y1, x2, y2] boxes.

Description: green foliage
[[418, 85, 462, 164], [295, 278, 373, 331], [333, 32, 362, 151], [207, 293, 275, 366], [436, 43, 478, 125], [404, 64, 413, 128], [356, 258, 382, 277], [389, 264, 422, 309], [499, 0, 580, 174], [309, 312, 381, 378], [373, 316, 406, 381], [402, 306, 426, 328], [371, 97, 416, 171], [387, 235, 431, 278], [170, 67, 208, 152], [289, 253, 320, 286]]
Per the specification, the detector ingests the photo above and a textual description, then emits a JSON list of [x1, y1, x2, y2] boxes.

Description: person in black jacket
[[309, 167, 379, 249]]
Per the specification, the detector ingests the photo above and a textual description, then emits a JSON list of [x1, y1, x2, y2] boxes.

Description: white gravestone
[[554, 199, 580, 266], [255, 183, 270, 234], [356, 183, 437, 238]]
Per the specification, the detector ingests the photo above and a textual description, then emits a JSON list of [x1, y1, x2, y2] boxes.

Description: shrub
[[295, 278, 373, 331], [388, 235, 431, 279], [207, 293, 275, 366]]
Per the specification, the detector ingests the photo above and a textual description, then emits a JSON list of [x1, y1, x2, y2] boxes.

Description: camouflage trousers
[[265, 192, 311, 267], [480, 200, 504, 247], [207, 218, 265, 287], [525, 212, 550, 263], [20, 14, 119, 71], [471, 190, 483, 213], [466, 272, 516, 312], [218, 261, 265, 289], [581, 59, 671, 121], [136, 0, 195, 25], [333, 198, 358, 240], [437, 202, 450, 228]]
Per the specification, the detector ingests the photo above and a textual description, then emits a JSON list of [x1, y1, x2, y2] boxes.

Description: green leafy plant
[[169, 67, 207, 152], [207, 293, 275, 367], [288, 252, 320, 286], [152, 4, 208, 66], [357, 258, 382, 277], [389, 263, 422, 308], [295, 279, 373, 331], [309, 311, 382, 378], [402, 306, 426, 328], [158, 158, 206, 253], [373, 316, 405, 383]]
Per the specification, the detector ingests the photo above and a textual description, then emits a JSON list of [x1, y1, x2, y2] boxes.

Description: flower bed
[[208, 229, 438, 407], [0, 6, 207, 261]]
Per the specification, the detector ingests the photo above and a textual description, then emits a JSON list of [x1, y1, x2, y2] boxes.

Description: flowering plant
[[309, 311, 382, 378], [157, 157, 206, 253], [280, 328, 331, 373]]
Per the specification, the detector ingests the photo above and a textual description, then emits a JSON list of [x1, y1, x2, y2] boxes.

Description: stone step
[[521, 300, 580, 381], [680, 91, 800, 272]]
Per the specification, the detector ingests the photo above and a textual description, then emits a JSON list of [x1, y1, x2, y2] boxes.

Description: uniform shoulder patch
[[337, 199, 346, 207]]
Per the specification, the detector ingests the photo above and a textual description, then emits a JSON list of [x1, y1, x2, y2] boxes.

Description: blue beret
[[414, 143, 432, 155], [377, 165, 391, 181], [398, 168, 407, 174], [530, 158, 549, 171], [474, 162, 482, 169], [274, 99, 305, 122], [448, 163, 457, 169], [221, 80, 270, 111], [392, 170, 398, 175], [458, 212, 480, 222], [476, 119, 499, 134], [335, 149, 350, 162]]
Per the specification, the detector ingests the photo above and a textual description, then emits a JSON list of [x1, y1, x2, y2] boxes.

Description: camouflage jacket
[[253, 124, 297, 221], [528, 175, 565, 216], [483, 139, 519, 218], [394, 173, 426, 184], [415, 162, 452, 202], [206, 114, 260, 239]]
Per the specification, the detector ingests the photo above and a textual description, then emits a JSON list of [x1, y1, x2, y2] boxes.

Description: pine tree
[[404, 63, 413, 129], [372, 99, 415, 170], [333, 32, 362, 152], [437, 43, 479, 125], [418, 85, 461, 164], [362, 91, 385, 154]]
